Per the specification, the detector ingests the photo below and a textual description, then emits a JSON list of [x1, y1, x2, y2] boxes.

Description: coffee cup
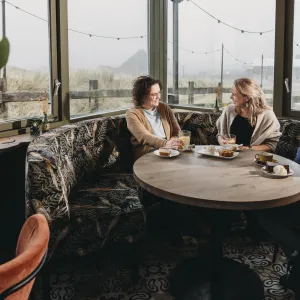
[[255, 152, 273, 163]]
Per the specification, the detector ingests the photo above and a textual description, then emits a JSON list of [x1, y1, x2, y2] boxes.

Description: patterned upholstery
[[25, 111, 300, 259], [275, 119, 300, 160]]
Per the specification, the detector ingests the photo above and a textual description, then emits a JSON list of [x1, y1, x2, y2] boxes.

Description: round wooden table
[[134, 148, 300, 210], [133, 148, 300, 300]]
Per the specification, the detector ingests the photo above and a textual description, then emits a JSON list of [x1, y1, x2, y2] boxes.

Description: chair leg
[[273, 244, 279, 263], [41, 264, 51, 300], [129, 241, 143, 285]]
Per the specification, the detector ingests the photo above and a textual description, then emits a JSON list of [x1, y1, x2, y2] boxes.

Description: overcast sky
[[1, 0, 299, 74]]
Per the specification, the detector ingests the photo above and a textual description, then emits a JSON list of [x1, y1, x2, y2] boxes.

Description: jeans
[[256, 201, 300, 255], [295, 146, 300, 165]]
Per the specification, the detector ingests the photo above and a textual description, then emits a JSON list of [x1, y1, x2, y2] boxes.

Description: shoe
[[280, 256, 300, 295]]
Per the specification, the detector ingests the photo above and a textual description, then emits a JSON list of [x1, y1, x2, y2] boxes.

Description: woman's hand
[[218, 135, 227, 146], [241, 146, 250, 150], [165, 138, 183, 149]]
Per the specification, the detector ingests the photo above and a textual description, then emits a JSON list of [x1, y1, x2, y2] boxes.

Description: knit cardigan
[[126, 102, 180, 161], [216, 104, 281, 152]]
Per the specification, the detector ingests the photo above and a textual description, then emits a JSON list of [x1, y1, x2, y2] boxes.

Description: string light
[[5, 1, 146, 40], [223, 47, 253, 65], [188, 0, 274, 35], [168, 41, 220, 54], [5, 0, 299, 59]]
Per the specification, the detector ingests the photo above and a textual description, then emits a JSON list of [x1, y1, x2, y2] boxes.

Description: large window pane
[[0, 1, 51, 122], [291, 0, 300, 111], [68, 0, 148, 119], [168, 0, 275, 109]]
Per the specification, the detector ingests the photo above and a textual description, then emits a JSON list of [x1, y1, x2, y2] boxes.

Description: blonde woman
[[216, 78, 281, 152]]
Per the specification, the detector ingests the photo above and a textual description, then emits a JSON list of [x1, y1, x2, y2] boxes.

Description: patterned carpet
[[33, 235, 295, 300]]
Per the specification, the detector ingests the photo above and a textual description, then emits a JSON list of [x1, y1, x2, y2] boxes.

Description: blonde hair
[[233, 78, 269, 127]]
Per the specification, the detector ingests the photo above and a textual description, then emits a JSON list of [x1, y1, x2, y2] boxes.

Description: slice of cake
[[159, 148, 171, 157], [266, 161, 289, 173]]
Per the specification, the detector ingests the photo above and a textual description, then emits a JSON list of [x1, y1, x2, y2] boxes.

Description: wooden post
[[188, 81, 194, 104], [89, 80, 98, 111], [218, 82, 223, 106], [0, 78, 7, 118]]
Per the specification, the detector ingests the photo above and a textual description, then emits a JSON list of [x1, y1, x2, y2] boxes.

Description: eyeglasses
[[149, 92, 161, 98]]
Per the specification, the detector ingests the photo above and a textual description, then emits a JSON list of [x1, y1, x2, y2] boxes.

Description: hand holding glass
[[223, 134, 236, 144], [179, 130, 191, 150]]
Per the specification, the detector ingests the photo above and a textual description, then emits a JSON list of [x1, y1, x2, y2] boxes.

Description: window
[[168, 0, 276, 109], [291, 0, 300, 112], [0, 0, 55, 129], [68, 0, 148, 119]]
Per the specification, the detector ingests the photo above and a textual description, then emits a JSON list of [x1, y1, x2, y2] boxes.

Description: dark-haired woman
[[126, 75, 182, 161], [126, 76, 188, 243]]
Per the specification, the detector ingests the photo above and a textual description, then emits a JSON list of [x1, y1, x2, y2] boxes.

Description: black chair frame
[[0, 248, 48, 300]]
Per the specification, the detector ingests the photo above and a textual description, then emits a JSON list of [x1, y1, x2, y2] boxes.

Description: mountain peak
[[117, 49, 148, 75]]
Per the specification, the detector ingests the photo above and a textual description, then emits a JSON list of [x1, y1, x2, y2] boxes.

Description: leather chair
[[0, 214, 50, 300]]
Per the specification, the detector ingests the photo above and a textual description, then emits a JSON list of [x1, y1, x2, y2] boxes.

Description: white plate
[[153, 149, 180, 158], [261, 166, 294, 178], [196, 148, 239, 159], [223, 144, 243, 152]]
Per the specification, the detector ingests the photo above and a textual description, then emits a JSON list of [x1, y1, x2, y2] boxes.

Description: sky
[[0, 0, 299, 75]]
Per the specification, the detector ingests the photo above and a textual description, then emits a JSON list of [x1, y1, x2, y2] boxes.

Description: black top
[[230, 114, 255, 146]]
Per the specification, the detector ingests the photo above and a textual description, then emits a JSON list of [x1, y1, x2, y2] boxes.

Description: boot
[[280, 254, 300, 297]]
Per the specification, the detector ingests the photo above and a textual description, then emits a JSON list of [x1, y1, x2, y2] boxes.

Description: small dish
[[261, 166, 294, 178], [178, 144, 195, 152], [153, 149, 180, 158], [254, 158, 278, 166]]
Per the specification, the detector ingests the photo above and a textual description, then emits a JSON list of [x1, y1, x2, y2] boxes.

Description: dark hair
[[132, 75, 162, 107]]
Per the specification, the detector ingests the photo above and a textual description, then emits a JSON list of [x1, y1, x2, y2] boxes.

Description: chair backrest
[[0, 214, 50, 300]]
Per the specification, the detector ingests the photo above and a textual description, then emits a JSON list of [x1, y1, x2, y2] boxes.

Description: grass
[[0, 67, 294, 121]]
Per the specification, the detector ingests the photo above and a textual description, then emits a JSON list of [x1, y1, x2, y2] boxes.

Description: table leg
[[210, 211, 225, 300]]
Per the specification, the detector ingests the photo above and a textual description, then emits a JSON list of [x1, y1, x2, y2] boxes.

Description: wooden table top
[[133, 147, 300, 210], [0, 134, 34, 153]]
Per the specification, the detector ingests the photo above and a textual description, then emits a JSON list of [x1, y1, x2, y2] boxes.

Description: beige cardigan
[[216, 104, 281, 152], [126, 102, 180, 161]]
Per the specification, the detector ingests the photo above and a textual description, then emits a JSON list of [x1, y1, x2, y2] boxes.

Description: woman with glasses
[[126, 75, 183, 162], [126, 76, 185, 243]]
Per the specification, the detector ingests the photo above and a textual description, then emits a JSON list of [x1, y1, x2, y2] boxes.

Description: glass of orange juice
[[179, 130, 191, 150], [223, 134, 236, 144]]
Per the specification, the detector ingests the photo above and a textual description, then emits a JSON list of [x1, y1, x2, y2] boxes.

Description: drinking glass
[[179, 130, 191, 150], [223, 134, 236, 144]]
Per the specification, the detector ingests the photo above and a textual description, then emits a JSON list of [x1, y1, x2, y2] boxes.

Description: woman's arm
[[243, 144, 271, 151], [251, 110, 281, 152], [216, 106, 230, 145], [126, 110, 167, 149]]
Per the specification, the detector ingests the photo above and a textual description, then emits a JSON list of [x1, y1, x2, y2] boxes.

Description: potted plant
[[0, 36, 9, 70]]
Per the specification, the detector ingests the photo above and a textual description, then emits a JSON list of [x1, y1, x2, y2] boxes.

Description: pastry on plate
[[219, 149, 234, 157], [204, 145, 216, 155], [159, 148, 171, 157]]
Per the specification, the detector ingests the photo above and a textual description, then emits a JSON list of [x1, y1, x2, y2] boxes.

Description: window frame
[[1, 0, 300, 137], [281, 0, 300, 118], [167, 0, 300, 117], [0, 0, 61, 134]]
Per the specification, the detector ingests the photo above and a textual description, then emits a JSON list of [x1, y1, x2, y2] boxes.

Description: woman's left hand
[[241, 146, 250, 150]]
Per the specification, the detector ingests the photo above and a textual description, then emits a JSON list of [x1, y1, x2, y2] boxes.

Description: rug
[[33, 235, 294, 300]]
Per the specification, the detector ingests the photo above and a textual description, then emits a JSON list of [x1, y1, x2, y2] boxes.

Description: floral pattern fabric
[[25, 112, 300, 258]]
